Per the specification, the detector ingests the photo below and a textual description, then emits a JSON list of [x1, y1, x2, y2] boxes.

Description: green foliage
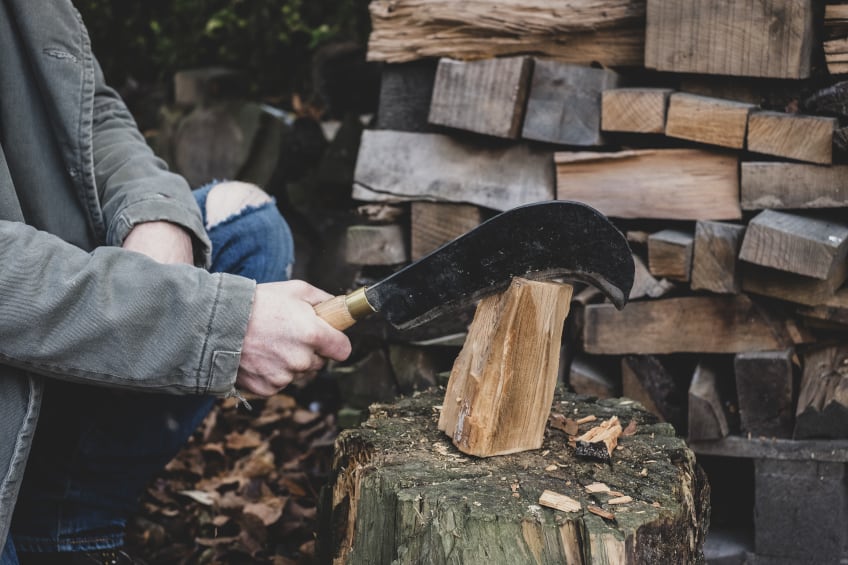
[[72, 0, 371, 97]]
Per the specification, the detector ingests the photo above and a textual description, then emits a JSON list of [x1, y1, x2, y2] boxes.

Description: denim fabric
[[7, 185, 293, 558], [0, 538, 17, 565]]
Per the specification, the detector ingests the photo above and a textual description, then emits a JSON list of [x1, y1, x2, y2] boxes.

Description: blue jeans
[[3, 185, 293, 561]]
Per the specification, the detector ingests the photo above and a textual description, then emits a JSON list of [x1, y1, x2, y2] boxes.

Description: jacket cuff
[[200, 273, 256, 395], [107, 195, 212, 268]]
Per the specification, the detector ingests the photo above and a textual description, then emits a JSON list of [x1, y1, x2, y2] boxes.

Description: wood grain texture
[[741, 261, 848, 307], [438, 278, 573, 457], [690, 221, 746, 294], [644, 0, 815, 79], [746, 111, 836, 165], [688, 363, 730, 441], [428, 57, 531, 138], [583, 296, 785, 355], [741, 162, 848, 210], [824, 37, 848, 75], [555, 149, 741, 220], [521, 61, 619, 146], [375, 61, 439, 132], [738, 210, 848, 280], [664, 93, 755, 149], [345, 224, 408, 265], [367, 0, 646, 66], [795, 288, 848, 325], [795, 344, 848, 439], [354, 130, 555, 211], [410, 202, 483, 261], [647, 229, 694, 282], [601, 88, 672, 133], [735, 349, 795, 438]]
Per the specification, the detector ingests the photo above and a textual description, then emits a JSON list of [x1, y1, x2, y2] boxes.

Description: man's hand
[[122, 221, 194, 265], [237, 280, 351, 396]]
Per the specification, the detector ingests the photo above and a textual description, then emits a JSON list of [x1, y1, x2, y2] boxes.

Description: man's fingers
[[314, 326, 352, 362], [285, 280, 335, 306]]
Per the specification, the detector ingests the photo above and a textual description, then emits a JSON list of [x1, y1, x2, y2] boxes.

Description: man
[[0, 1, 351, 563]]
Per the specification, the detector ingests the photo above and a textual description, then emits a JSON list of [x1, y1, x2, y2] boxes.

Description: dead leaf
[[243, 498, 287, 526]]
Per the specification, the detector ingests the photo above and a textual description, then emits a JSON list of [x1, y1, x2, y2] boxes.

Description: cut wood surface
[[438, 278, 573, 457], [735, 349, 795, 438], [583, 296, 786, 355], [644, 0, 815, 79], [739, 210, 848, 281], [688, 363, 730, 442], [555, 149, 741, 220], [746, 112, 836, 165], [410, 202, 484, 261], [367, 0, 647, 66], [795, 344, 848, 439], [690, 221, 745, 294], [354, 130, 555, 211], [741, 162, 848, 210], [428, 57, 531, 139], [344, 225, 408, 265], [522, 61, 619, 146], [664, 93, 755, 149], [647, 229, 694, 282], [601, 88, 672, 134], [322, 390, 709, 564], [824, 7, 848, 74], [824, 37, 848, 75]]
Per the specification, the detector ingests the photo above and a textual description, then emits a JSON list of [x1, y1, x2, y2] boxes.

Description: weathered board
[[735, 350, 795, 438], [741, 162, 848, 210], [601, 88, 672, 134], [555, 149, 741, 220], [320, 390, 709, 564], [345, 225, 408, 265], [644, 0, 816, 79], [376, 61, 439, 132], [410, 202, 484, 261], [690, 221, 745, 294], [647, 229, 694, 282], [354, 131, 555, 211]]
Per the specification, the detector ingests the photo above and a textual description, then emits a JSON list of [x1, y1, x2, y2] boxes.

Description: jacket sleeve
[[0, 220, 256, 395], [90, 60, 213, 267]]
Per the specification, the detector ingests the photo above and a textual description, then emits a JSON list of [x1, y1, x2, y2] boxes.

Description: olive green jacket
[[0, 0, 256, 550]]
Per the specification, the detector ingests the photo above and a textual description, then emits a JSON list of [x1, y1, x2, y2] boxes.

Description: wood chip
[[585, 482, 611, 493], [587, 505, 616, 520], [544, 464, 558, 472], [576, 415, 597, 425], [608, 496, 633, 505], [575, 416, 624, 462], [539, 490, 581, 513], [622, 420, 638, 437]]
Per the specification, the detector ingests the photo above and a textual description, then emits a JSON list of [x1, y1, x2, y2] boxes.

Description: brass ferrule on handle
[[314, 287, 376, 331], [344, 287, 374, 320]]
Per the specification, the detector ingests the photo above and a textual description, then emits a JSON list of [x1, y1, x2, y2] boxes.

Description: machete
[[314, 200, 634, 331]]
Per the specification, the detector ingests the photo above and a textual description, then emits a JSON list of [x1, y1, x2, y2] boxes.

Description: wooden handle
[[313, 287, 374, 331]]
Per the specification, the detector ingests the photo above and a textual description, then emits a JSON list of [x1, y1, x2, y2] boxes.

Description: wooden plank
[[410, 202, 483, 261], [795, 288, 848, 325], [824, 37, 848, 75], [688, 363, 730, 442], [601, 88, 672, 134], [647, 229, 694, 282], [555, 149, 741, 220], [367, 0, 646, 67], [746, 111, 836, 165], [428, 57, 532, 138], [690, 221, 746, 294], [375, 61, 439, 132], [741, 162, 848, 210], [742, 261, 848, 307], [734, 349, 795, 438], [345, 225, 408, 265], [644, 0, 816, 79], [738, 209, 848, 281], [583, 296, 785, 355], [438, 279, 573, 457], [794, 344, 848, 439], [689, 435, 848, 462], [353, 131, 555, 211], [521, 61, 619, 146], [664, 93, 755, 149]]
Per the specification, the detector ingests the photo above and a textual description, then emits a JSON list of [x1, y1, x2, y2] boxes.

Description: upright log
[[794, 344, 848, 439], [438, 278, 573, 457], [321, 390, 710, 564]]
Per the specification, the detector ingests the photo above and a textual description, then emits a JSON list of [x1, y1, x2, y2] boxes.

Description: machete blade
[[363, 200, 633, 330]]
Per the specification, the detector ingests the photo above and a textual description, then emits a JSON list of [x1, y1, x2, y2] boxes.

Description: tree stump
[[319, 390, 710, 564]]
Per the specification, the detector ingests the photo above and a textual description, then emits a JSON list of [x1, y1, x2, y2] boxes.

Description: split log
[[344, 225, 408, 265], [664, 93, 755, 149], [438, 278, 573, 457], [375, 61, 439, 132], [690, 221, 745, 294], [354, 131, 555, 211], [644, 0, 816, 79], [428, 57, 532, 139], [522, 61, 619, 146], [741, 162, 848, 211], [583, 295, 789, 355], [688, 363, 731, 441], [794, 344, 848, 439], [647, 229, 694, 282], [741, 261, 848, 307], [734, 349, 795, 438], [410, 202, 484, 261], [555, 149, 741, 221], [601, 88, 672, 134], [739, 210, 848, 281], [569, 354, 619, 399], [320, 390, 709, 564], [366, 0, 647, 67], [746, 112, 836, 165], [621, 355, 684, 430]]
